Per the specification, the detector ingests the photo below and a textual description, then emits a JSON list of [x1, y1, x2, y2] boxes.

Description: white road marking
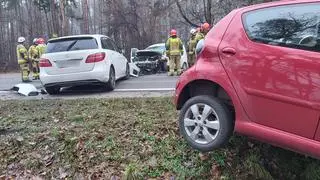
[[114, 88, 175, 92], [0, 91, 10, 94]]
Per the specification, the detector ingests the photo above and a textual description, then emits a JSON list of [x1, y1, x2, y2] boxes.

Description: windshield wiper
[[66, 40, 78, 51]]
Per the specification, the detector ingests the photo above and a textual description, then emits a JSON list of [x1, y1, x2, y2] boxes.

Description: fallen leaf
[[148, 156, 158, 168], [111, 175, 120, 180], [31, 153, 41, 159], [74, 173, 85, 180], [183, 161, 193, 168], [76, 140, 85, 150], [211, 163, 221, 179], [248, 142, 254, 148], [16, 136, 24, 142], [59, 168, 68, 179], [89, 153, 96, 159], [31, 176, 43, 180], [0, 175, 6, 180], [28, 142, 36, 145], [199, 153, 209, 161], [95, 133, 105, 141], [44, 154, 54, 167]]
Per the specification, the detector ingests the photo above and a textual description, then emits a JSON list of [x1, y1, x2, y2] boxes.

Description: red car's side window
[[242, 3, 320, 53]]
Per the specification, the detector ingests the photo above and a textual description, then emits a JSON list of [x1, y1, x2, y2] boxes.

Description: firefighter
[[196, 27, 201, 33], [36, 38, 47, 58], [29, 38, 40, 80], [195, 22, 211, 44], [16, 37, 30, 82], [187, 29, 198, 67], [165, 29, 184, 76]]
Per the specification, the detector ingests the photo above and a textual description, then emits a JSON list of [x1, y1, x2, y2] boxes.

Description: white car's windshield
[[146, 45, 166, 54]]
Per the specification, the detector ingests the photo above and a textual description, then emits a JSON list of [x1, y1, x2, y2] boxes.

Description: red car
[[175, 0, 320, 159]]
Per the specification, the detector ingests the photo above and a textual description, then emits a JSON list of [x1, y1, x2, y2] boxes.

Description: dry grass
[[0, 98, 319, 179]]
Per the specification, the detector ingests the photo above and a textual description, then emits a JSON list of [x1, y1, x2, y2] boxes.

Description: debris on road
[[11, 83, 39, 96]]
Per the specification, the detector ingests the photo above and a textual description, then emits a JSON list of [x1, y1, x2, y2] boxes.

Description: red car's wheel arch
[[175, 63, 250, 131]]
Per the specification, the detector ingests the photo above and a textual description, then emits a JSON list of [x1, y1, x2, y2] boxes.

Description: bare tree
[[0, 0, 272, 72]]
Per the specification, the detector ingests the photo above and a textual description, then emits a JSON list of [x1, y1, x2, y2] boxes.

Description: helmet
[[37, 38, 45, 44], [33, 38, 38, 44], [18, 37, 25, 43], [190, 29, 197, 35], [170, 29, 177, 36], [201, 22, 210, 31]]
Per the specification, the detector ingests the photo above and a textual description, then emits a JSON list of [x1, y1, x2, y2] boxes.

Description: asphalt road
[[0, 73, 178, 100]]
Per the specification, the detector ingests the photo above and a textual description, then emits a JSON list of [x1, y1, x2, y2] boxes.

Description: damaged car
[[130, 43, 188, 75], [131, 49, 164, 75]]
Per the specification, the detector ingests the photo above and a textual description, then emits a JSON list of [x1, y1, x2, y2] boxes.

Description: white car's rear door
[[104, 38, 127, 79]]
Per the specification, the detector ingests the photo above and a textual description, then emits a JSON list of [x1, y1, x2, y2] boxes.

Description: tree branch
[[175, 0, 198, 27]]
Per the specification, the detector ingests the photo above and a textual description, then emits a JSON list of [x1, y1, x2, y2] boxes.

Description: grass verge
[[0, 97, 319, 179]]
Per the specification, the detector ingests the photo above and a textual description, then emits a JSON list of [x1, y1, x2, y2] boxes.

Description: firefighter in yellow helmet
[[17, 37, 30, 82], [165, 29, 184, 76], [29, 38, 40, 80], [195, 22, 211, 44], [187, 28, 198, 67], [36, 38, 47, 58]]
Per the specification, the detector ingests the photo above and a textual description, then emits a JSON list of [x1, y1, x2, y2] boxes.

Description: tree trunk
[[60, 0, 67, 36], [82, 0, 89, 34]]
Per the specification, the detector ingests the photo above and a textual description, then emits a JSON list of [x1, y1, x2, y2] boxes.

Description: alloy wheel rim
[[184, 103, 220, 144]]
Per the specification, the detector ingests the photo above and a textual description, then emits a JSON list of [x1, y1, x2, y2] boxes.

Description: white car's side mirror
[[196, 39, 204, 56]]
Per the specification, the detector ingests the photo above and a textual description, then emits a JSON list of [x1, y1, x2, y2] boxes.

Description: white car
[[145, 43, 189, 70], [40, 34, 130, 94]]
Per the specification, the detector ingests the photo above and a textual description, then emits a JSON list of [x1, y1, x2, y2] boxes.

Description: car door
[[219, 2, 320, 139], [108, 38, 127, 79], [101, 37, 118, 75]]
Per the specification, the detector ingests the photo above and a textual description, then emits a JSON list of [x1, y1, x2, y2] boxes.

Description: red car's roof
[[240, 0, 320, 12]]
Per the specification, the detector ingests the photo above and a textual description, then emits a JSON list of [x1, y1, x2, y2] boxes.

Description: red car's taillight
[[39, 58, 52, 67], [85, 52, 106, 63]]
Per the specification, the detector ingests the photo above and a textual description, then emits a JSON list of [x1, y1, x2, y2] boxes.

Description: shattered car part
[[11, 83, 39, 96], [129, 48, 141, 77], [129, 63, 140, 77]]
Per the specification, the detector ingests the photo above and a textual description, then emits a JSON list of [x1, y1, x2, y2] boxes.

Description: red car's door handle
[[222, 47, 236, 56]]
